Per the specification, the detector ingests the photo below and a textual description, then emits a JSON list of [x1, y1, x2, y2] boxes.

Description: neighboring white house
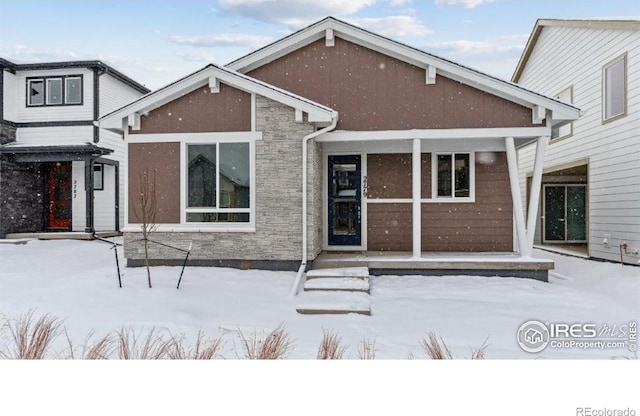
[[513, 19, 640, 265], [0, 58, 149, 236]]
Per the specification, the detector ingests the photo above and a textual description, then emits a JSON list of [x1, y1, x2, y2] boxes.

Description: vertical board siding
[[128, 142, 181, 224], [248, 38, 537, 131], [132, 84, 251, 134], [517, 26, 640, 263]]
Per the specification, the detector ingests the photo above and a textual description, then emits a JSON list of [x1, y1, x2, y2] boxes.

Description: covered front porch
[[0, 143, 118, 236], [314, 127, 553, 280]]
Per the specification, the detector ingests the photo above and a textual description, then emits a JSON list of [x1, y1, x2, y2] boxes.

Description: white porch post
[[412, 138, 422, 258], [526, 136, 548, 250], [505, 136, 530, 257]]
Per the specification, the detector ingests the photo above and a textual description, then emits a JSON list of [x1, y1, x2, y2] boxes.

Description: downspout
[[289, 111, 338, 298]]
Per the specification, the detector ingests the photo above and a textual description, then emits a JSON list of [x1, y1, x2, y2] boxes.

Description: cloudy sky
[[1, 0, 638, 89]]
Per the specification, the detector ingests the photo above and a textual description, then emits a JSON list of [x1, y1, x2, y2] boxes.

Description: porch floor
[[312, 251, 553, 279]]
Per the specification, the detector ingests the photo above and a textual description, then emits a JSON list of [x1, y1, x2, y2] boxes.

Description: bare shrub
[[420, 332, 489, 359], [420, 332, 454, 360], [165, 331, 224, 360], [65, 329, 115, 360], [3, 310, 62, 359], [116, 327, 170, 360], [238, 324, 293, 359], [317, 329, 347, 359], [357, 338, 376, 360]]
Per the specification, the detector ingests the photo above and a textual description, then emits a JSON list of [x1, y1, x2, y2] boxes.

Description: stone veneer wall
[[124, 95, 323, 267], [1, 123, 46, 235], [0, 162, 46, 234]]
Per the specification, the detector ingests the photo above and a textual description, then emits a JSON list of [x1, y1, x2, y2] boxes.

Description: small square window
[[93, 164, 104, 190], [603, 54, 626, 122], [65, 77, 82, 104], [27, 79, 44, 106], [46, 78, 63, 105], [434, 153, 473, 201]]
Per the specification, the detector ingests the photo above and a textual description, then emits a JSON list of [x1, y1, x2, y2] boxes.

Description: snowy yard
[[0, 238, 638, 359]]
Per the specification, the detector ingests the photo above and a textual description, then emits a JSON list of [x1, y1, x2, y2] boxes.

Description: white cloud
[[177, 49, 216, 62], [217, 0, 412, 27], [426, 34, 528, 55], [0, 44, 78, 63], [434, 0, 496, 8], [424, 34, 528, 80], [170, 33, 273, 48], [347, 16, 432, 37]]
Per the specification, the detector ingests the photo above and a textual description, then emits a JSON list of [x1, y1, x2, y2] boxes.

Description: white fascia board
[[318, 126, 551, 142], [227, 19, 581, 122]]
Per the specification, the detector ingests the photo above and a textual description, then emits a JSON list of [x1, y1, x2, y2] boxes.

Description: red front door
[[48, 163, 72, 230]]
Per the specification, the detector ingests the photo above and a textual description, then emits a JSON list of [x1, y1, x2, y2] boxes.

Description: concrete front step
[[304, 277, 370, 293], [295, 291, 371, 315], [306, 266, 369, 279]]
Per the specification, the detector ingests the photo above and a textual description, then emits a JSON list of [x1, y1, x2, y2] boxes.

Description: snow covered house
[[0, 58, 149, 236], [513, 19, 640, 265], [98, 17, 580, 280]]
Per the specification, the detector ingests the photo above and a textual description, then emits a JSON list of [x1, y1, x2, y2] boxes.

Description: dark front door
[[328, 155, 361, 246], [48, 163, 72, 230], [544, 184, 587, 243]]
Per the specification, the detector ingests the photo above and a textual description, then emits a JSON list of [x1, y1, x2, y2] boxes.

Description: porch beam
[[505, 136, 529, 256], [317, 126, 552, 142], [412, 138, 421, 258], [526, 136, 548, 250]]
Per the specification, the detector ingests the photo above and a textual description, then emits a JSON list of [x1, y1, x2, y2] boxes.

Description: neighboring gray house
[[0, 58, 149, 236], [513, 19, 640, 265]]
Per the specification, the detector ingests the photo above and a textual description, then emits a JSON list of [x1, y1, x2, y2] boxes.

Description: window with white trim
[[27, 75, 83, 107], [603, 53, 626, 122], [185, 141, 251, 223], [551, 86, 573, 140], [433, 152, 474, 201]]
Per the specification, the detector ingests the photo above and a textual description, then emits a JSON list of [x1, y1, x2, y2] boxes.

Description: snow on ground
[[0, 238, 638, 359]]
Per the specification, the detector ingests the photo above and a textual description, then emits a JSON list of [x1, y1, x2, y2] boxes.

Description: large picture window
[[433, 152, 474, 201], [26, 75, 83, 107], [603, 53, 626, 122], [186, 142, 251, 223]]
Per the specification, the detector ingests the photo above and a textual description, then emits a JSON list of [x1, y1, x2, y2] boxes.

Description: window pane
[[93, 164, 103, 190], [186, 213, 250, 223], [65, 77, 82, 104], [454, 154, 470, 197], [219, 142, 250, 208], [605, 58, 625, 119], [46, 78, 63, 104], [188, 144, 217, 208], [28, 80, 44, 105], [437, 154, 452, 197]]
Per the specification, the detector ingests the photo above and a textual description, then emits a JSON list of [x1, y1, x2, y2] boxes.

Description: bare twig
[[165, 331, 224, 360], [116, 327, 170, 360], [317, 329, 347, 359], [4, 310, 62, 359], [357, 338, 377, 360], [238, 324, 293, 359], [420, 332, 454, 360]]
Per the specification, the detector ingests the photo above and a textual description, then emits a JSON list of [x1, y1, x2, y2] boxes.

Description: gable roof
[[512, 18, 640, 83], [227, 16, 582, 123], [0, 57, 149, 94], [97, 63, 336, 131]]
